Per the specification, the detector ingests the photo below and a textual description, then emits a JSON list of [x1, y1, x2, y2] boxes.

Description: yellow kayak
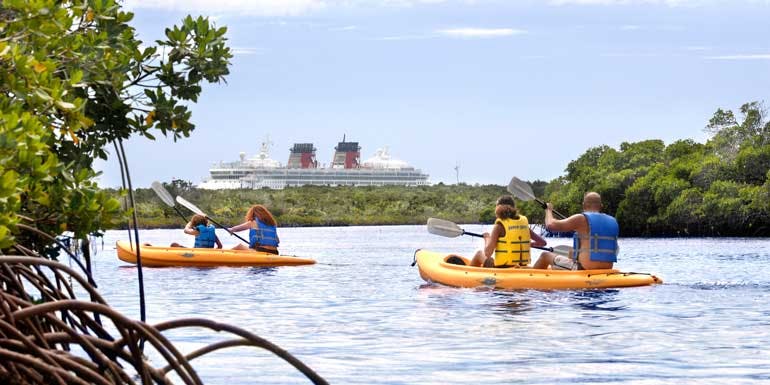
[[414, 249, 662, 289], [116, 241, 316, 267]]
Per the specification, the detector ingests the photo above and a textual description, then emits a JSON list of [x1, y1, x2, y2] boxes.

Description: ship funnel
[[288, 143, 318, 169], [331, 138, 361, 169]]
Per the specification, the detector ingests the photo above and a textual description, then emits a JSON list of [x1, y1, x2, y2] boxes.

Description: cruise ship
[[198, 138, 430, 189]]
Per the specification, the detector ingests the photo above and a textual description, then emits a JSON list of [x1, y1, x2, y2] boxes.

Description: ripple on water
[[83, 230, 770, 384]]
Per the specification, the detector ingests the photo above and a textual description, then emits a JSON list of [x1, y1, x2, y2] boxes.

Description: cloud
[[705, 54, 770, 60], [436, 28, 527, 38], [123, 0, 326, 16]]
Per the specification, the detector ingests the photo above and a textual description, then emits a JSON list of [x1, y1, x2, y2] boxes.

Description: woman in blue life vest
[[170, 214, 222, 249], [532, 192, 619, 270], [470, 195, 547, 268], [228, 204, 280, 254]]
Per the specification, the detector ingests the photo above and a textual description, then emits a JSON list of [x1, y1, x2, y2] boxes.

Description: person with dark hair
[[228, 204, 280, 254], [170, 214, 222, 249], [533, 192, 619, 270], [469, 195, 547, 267]]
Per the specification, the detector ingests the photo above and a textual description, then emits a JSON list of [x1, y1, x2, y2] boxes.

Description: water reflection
[[246, 267, 277, 276], [570, 289, 626, 311], [491, 292, 533, 315]]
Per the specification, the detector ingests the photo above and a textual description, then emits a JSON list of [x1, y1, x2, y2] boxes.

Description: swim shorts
[[552, 255, 583, 271]]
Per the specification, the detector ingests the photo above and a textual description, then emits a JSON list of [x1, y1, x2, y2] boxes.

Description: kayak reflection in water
[[469, 195, 547, 268], [169, 214, 223, 249], [533, 192, 619, 271], [228, 204, 280, 255]]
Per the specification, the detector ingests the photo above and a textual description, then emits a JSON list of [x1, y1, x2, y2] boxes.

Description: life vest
[[572, 212, 619, 262], [494, 216, 531, 267], [249, 219, 279, 249], [194, 224, 217, 248]]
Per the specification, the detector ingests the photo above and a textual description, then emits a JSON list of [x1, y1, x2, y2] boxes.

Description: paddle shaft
[[203, 215, 250, 245], [534, 198, 567, 220], [461, 229, 556, 253], [172, 206, 188, 223]]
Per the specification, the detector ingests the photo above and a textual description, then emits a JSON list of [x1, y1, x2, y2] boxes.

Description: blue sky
[[95, 0, 770, 188]]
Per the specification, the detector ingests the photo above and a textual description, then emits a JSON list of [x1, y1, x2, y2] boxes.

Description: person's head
[[582, 192, 603, 212], [495, 195, 519, 220], [191, 214, 208, 227], [245, 204, 277, 226]]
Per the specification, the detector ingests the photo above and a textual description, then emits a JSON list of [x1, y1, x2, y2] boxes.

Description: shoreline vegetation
[[110, 101, 770, 237]]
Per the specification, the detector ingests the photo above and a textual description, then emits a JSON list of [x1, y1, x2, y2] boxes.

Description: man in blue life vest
[[532, 192, 619, 270]]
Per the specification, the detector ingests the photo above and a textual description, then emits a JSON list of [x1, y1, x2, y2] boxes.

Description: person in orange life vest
[[470, 195, 547, 267], [533, 192, 619, 270], [228, 204, 280, 254], [170, 214, 222, 249]]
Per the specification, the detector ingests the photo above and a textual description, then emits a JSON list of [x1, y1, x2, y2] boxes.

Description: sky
[[95, 0, 770, 188]]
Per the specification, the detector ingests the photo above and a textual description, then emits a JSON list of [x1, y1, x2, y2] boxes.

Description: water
[[81, 226, 770, 384]]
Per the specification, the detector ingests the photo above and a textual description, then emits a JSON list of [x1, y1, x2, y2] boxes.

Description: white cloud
[[123, 0, 326, 16], [705, 54, 770, 60], [436, 28, 527, 38]]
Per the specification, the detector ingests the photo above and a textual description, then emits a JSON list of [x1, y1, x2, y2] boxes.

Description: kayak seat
[[446, 256, 466, 266]]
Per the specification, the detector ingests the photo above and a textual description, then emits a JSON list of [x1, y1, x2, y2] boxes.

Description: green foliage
[[113, 184, 517, 228], [0, 1, 231, 250], [544, 101, 770, 236]]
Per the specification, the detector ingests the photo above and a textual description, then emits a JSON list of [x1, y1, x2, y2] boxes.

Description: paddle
[[151, 181, 188, 222], [426, 217, 571, 256], [507, 177, 567, 220], [174, 196, 250, 245]]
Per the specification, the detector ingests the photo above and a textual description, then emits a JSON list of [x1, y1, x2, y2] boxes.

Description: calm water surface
[[85, 226, 770, 384]]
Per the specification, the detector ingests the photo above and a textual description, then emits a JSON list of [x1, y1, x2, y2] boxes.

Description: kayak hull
[[415, 249, 662, 290], [116, 241, 315, 267]]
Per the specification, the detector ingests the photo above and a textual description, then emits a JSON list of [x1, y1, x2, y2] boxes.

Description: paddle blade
[[426, 218, 464, 238], [175, 196, 206, 216], [151, 181, 175, 207], [507, 177, 536, 202], [552, 245, 572, 257]]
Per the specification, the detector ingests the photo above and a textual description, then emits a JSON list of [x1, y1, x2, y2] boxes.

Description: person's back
[[495, 215, 533, 267], [193, 223, 218, 248], [533, 192, 618, 270], [229, 204, 280, 254], [470, 195, 546, 267], [171, 214, 222, 249]]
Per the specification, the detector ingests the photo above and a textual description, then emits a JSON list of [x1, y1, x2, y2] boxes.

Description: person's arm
[[529, 229, 546, 247], [183, 221, 199, 236], [483, 223, 504, 258], [545, 203, 583, 232], [214, 236, 222, 249], [228, 221, 251, 233]]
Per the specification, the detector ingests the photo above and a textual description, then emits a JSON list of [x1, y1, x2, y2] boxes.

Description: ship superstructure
[[198, 138, 429, 190]]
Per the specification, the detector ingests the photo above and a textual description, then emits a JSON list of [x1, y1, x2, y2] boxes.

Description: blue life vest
[[194, 224, 217, 248], [572, 212, 619, 262], [249, 219, 279, 248]]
